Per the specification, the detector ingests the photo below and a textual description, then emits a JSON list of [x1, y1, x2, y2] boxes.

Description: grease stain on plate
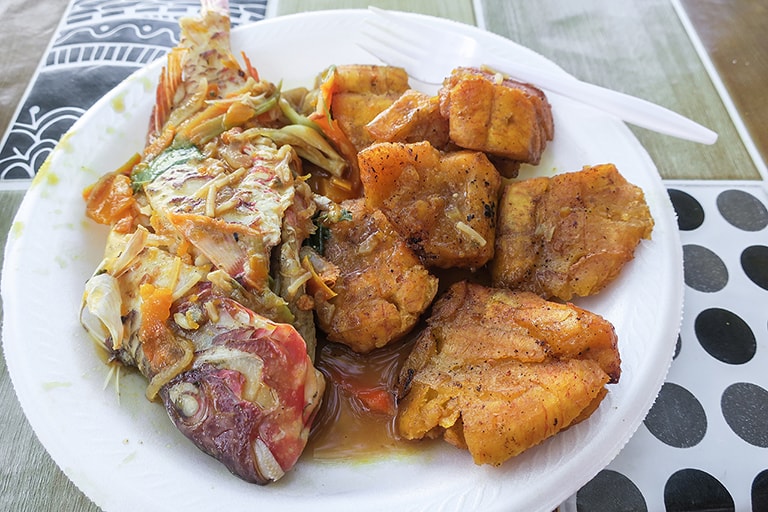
[[121, 452, 138, 465], [57, 130, 77, 154], [111, 94, 126, 113], [9, 221, 24, 239], [43, 381, 72, 391]]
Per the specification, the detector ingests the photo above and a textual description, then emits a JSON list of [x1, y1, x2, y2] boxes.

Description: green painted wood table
[[1, 1, 765, 511]]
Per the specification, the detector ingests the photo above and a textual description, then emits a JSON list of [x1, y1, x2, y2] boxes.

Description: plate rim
[[1, 9, 683, 512]]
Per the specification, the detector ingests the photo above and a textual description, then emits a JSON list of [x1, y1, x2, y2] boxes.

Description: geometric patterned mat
[[0, 0, 266, 182], [565, 181, 768, 511]]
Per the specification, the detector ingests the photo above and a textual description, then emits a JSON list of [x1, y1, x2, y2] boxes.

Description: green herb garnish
[[130, 145, 202, 191], [305, 208, 351, 254]]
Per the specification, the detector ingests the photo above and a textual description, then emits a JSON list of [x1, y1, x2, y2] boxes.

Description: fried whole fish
[[80, 0, 331, 484]]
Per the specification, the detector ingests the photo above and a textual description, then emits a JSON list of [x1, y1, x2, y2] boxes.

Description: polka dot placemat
[[562, 181, 768, 512]]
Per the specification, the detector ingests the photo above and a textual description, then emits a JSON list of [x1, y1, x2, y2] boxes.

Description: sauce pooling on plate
[[309, 337, 416, 460]]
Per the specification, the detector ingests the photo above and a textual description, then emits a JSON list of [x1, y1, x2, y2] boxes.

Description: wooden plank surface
[[276, 0, 476, 23], [678, 0, 768, 176], [479, 0, 761, 180], [0, 0, 68, 139]]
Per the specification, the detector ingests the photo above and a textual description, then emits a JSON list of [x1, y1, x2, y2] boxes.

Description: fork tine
[[360, 7, 718, 144], [363, 21, 428, 62], [358, 20, 437, 83], [367, 6, 438, 42], [357, 37, 420, 76], [365, 13, 432, 50], [367, 7, 478, 56], [360, 7, 479, 84]]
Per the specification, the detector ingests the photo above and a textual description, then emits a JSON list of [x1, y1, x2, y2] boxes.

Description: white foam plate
[[2, 10, 683, 512]]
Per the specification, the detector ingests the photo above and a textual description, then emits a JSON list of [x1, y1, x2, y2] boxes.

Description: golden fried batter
[[491, 163, 654, 300], [314, 199, 438, 353], [438, 67, 554, 166], [365, 89, 450, 149], [327, 65, 410, 152], [358, 141, 502, 269], [396, 281, 620, 466]]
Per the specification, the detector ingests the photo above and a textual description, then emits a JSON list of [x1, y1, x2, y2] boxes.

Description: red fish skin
[[161, 321, 319, 484]]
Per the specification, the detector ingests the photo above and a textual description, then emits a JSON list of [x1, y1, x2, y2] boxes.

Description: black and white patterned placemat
[[0, 0, 266, 182], [1, 1, 767, 510], [566, 181, 768, 511]]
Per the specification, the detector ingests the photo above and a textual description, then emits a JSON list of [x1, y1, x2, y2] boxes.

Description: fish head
[[161, 317, 324, 484]]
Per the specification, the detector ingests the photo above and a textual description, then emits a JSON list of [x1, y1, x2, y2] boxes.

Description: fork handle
[[483, 56, 718, 145]]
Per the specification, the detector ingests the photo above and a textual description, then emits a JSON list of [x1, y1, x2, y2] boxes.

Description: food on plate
[[319, 64, 410, 153], [80, 0, 326, 484], [438, 66, 555, 174], [395, 281, 620, 465], [358, 140, 502, 269], [76, 0, 655, 483], [491, 163, 655, 300], [364, 67, 553, 179], [303, 64, 409, 202], [365, 88, 450, 149], [160, 286, 323, 483], [312, 199, 439, 353], [298, 64, 409, 202]]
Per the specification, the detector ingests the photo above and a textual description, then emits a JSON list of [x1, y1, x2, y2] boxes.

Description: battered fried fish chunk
[[358, 141, 502, 269], [365, 89, 450, 149], [396, 281, 620, 466], [325, 65, 410, 152], [314, 199, 438, 353], [491, 163, 654, 300], [438, 67, 554, 167]]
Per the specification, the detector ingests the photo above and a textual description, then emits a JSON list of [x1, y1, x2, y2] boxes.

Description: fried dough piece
[[365, 89, 450, 149], [396, 281, 620, 466], [327, 65, 410, 152], [330, 64, 410, 95], [438, 67, 554, 166], [358, 141, 502, 269], [491, 163, 654, 300], [314, 199, 438, 353]]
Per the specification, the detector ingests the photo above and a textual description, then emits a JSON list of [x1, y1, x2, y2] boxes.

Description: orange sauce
[[305, 269, 489, 461], [307, 335, 418, 461]]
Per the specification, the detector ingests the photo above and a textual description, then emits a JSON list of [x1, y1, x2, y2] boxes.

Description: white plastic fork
[[359, 7, 718, 145]]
